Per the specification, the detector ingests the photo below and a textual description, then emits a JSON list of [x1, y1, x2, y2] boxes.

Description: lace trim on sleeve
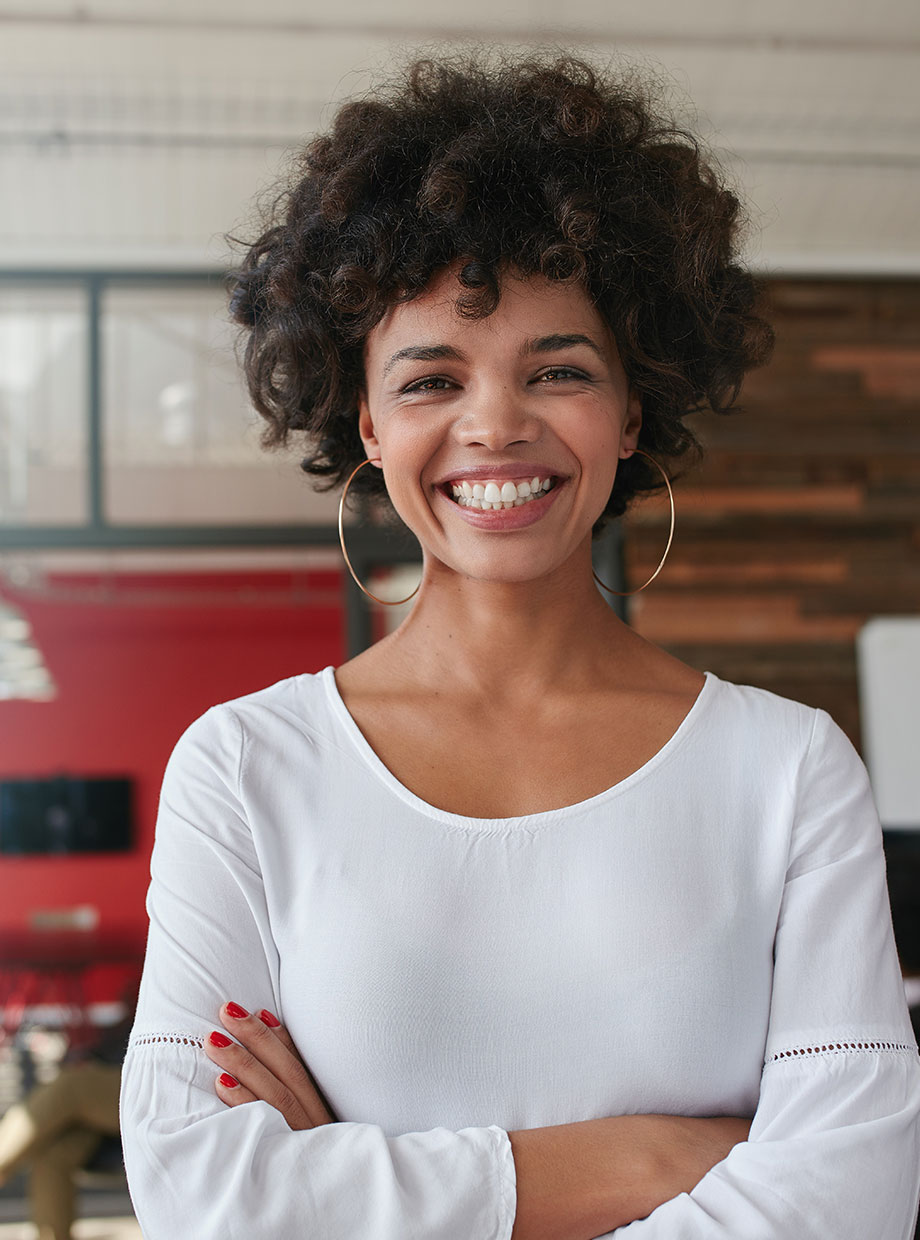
[[129, 1032, 205, 1050], [768, 1040, 916, 1064]]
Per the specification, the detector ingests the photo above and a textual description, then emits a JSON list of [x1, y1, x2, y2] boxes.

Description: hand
[[203, 1001, 337, 1130], [654, 1116, 753, 1190], [639, 1114, 751, 1206], [508, 1112, 751, 1239]]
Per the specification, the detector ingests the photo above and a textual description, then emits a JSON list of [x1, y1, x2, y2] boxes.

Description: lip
[[434, 463, 563, 486], [435, 478, 564, 530]]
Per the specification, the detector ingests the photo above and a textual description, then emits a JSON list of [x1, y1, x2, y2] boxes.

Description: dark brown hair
[[229, 53, 773, 525]]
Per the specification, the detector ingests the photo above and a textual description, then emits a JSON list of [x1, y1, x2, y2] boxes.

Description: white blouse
[[120, 668, 920, 1238]]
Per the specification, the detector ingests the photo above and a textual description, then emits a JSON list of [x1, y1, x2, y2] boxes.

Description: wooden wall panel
[[626, 279, 920, 749]]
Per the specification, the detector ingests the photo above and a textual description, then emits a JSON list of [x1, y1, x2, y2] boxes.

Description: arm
[[507, 1114, 750, 1240], [120, 707, 515, 1240], [201, 1004, 751, 1240], [591, 710, 920, 1239], [126, 706, 748, 1240]]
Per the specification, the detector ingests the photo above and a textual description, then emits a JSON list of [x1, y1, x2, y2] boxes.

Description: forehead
[[363, 268, 612, 371]]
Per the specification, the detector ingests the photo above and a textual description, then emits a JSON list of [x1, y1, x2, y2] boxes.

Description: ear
[[619, 390, 643, 459], [357, 392, 383, 465]]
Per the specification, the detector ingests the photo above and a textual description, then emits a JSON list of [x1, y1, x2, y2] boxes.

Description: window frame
[[0, 270, 624, 649]]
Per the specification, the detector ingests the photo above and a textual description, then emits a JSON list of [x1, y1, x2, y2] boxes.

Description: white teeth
[[451, 475, 557, 511]]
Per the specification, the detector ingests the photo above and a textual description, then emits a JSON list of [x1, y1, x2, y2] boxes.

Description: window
[[0, 283, 88, 525]]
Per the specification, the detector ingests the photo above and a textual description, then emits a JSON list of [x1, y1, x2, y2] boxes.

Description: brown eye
[[534, 367, 588, 383], [403, 376, 453, 393]]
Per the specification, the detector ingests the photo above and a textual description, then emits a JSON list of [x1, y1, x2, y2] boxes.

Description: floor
[[0, 1033, 142, 1239], [0, 1220, 141, 1239], [0, 1186, 140, 1238]]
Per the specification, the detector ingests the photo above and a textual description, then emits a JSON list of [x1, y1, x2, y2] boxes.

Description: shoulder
[[163, 669, 336, 788], [699, 677, 869, 815], [704, 675, 819, 747], [154, 670, 340, 864], [707, 677, 878, 869], [176, 669, 332, 744], [706, 675, 861, 779]]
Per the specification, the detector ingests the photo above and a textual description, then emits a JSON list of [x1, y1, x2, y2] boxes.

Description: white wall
[[0, 0, 918, 272], [858, 619, 920, 830]]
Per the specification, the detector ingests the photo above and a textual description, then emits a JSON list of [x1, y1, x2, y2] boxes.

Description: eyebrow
[[521, 333, 606, 360], [382, 333, 605, 377], [382, 345, 463, 377]]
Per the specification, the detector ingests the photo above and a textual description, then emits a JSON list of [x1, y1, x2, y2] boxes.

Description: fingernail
[[218, 1073, 239, 1089], [209, 1031, 232, 1048], [258, 1009, 281, 1028], [225, 1002, 249, 1019]]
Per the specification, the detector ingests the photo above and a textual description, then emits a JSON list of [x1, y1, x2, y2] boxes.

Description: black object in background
[[0, 777, 133, 854], [883, 829, 920, 977]]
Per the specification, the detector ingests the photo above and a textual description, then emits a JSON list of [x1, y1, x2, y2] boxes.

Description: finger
[[219, 1004, 335, 1126], [220, 1002, 335, 1125], [204, 1029, 313, 1130], [214, 1071, 259, 1108], [255, 1008, 299, 1055], [254, 1009, 339, 1123]]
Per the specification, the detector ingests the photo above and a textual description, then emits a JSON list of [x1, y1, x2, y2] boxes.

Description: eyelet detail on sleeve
[[767, 1040, 916, 1064], [129, 1032, 205, 1050]]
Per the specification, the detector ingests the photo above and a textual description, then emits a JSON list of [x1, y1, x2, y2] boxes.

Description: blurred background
[[0, 1, 918, 1235]]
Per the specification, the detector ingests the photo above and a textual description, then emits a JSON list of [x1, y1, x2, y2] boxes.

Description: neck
[[371, 543, 641, 702]]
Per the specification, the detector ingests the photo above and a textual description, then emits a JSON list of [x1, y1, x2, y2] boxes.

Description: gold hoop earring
[[593, 449, 675, 597], [338, 459, 421, 607]]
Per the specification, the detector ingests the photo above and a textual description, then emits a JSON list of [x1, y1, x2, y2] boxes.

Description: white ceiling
[[0, 0, 918, 272], [10, 0, 920, 41]]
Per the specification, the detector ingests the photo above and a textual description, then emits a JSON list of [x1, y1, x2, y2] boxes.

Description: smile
[[446, 477, 556, 511]]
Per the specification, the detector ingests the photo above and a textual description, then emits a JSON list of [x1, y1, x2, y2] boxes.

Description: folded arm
[[199, 1000, 752, 1240], [597, 712, 920, 1238], [121, 708, 517, 1240]]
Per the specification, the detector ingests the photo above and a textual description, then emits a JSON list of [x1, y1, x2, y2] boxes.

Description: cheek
[[571, 408, 622, 463], [375, 435, 433, 519], [378, 419, 442, 482]]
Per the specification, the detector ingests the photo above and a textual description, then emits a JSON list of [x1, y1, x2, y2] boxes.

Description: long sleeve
[[119, 706, 516, 1240], [606, 709, 920, 1239]]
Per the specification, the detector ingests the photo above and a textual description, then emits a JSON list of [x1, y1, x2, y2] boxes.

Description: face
[[358, 266, 642, 588]]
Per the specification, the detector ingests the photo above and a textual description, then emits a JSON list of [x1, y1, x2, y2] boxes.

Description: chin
[[445, 554, 580, 588]]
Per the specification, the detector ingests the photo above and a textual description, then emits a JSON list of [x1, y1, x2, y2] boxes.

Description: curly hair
[[229, 52, 773, 526]]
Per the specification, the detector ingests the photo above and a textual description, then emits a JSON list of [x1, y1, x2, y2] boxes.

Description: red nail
[[209, 1031, 232, 1048], [259, 1009, 281, 1028], [225, 1002, 249, 1019], [218, 1072, 239, 1088]]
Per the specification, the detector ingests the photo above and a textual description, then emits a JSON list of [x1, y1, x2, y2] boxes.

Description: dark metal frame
[[0, 270, 627, 652]]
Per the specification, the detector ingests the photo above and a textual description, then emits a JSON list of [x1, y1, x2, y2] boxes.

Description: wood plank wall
[[627, 279, 920, 750]]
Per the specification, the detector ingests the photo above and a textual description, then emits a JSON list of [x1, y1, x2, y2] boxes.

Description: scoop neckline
[[319, 664, 718, 831]]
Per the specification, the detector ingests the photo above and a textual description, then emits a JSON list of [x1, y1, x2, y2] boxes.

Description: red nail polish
[[259, 1009, 281, 1028], [209, 1031, 232, 1048], [225, 1002, 249, 1019], [218, 1072, 239, 1088]]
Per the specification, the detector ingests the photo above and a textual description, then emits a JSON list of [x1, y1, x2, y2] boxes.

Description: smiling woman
[[355, 268, 641, 584], [119, 52, 920, 1240], [229, 55, 771, 526]]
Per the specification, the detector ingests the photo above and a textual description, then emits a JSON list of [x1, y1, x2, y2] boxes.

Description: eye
[[533, 366, 591, 384], [402, 375, 454, 394]]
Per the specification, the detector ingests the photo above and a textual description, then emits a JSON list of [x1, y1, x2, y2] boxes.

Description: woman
[[120, 55, 920, 1238]]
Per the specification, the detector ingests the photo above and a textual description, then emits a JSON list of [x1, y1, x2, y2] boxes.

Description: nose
[[454, 380, 541, 451]]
